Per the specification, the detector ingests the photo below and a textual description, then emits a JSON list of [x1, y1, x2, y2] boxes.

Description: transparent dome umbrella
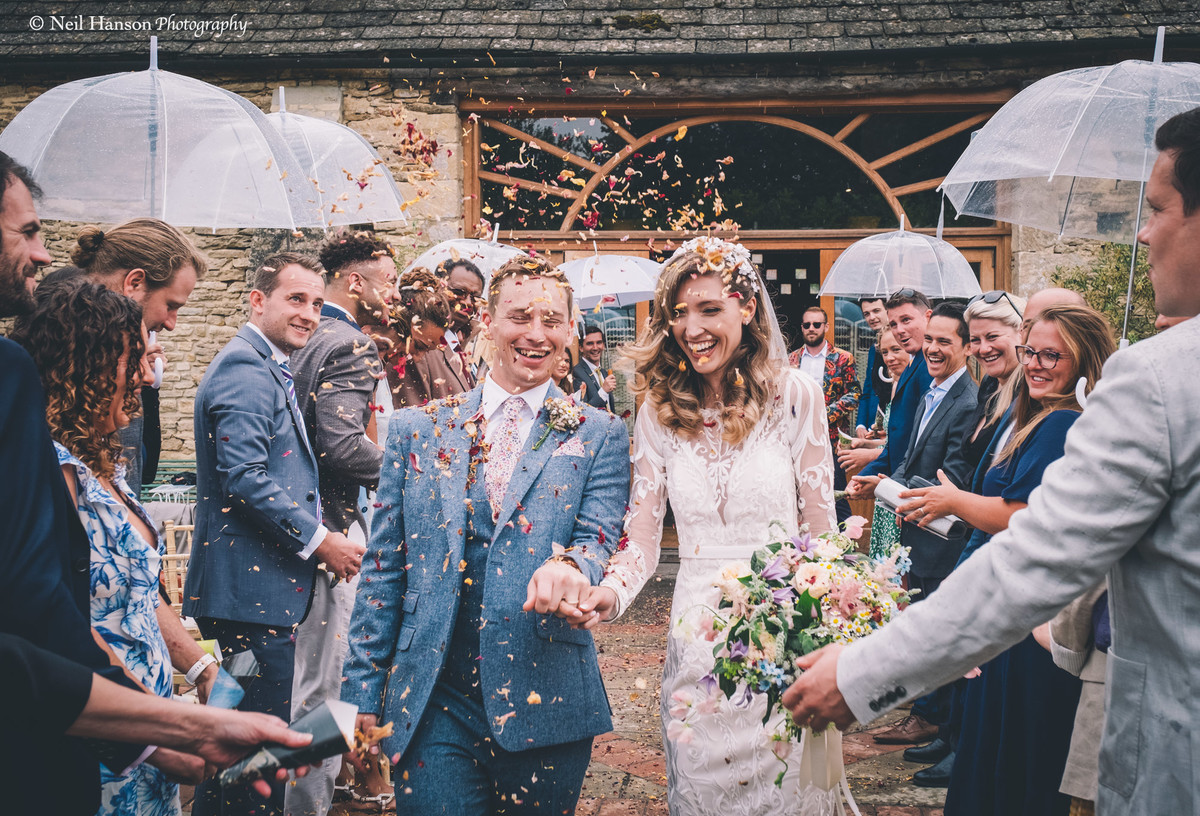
[[403, 236, 527, 282], [0, 38, 322, 231], [818, 217, 981, 300], [265, 87, 408, 227], [559, 253, 661, 309], [940, 27, 1200, 342]]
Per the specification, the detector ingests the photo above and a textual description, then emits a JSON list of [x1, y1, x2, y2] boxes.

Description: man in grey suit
[[185, 252, 366, 816], [783, 108, 1200, 815], [848, 300, 977, 748], [285, 233, 394, 816], [342, 256, 629, 814]]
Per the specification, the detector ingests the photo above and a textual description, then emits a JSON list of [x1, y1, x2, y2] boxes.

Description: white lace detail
[[601, 368, 837, 814]]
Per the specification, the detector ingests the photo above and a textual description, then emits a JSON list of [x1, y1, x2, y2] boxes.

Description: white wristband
[[185, 653, 218, 686]]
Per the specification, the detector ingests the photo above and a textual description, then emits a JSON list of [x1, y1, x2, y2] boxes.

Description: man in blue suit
[[343, 256, 629, 814], [840, 289, 934, 480], [185, 252, 366, 816]]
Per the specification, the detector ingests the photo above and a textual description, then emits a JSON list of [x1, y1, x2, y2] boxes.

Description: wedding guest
[[1021, 287, 1085, 335], [435, 257, 486, 379], [891, 304, 1115, 815], [901, 289, 1027, 781], [574, 324, 617, 412], [13, 280, 199, 816], [855, 296, 890, 436], [865, 327, 910, 558], [377, 267, 469, 408], [71, 218, 205, 488], [555, 346, 581, 397]]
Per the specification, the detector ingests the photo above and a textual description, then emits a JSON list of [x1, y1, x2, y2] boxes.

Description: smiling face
[[860, 298, 887, 332], [1022, 320, 1074, 402], [0, 179, 51, 317], [969, 316, 1021, 381], [1138, 150, 1200, 319], [581, 329, 606, 365], [923, 315, 968, 383], [878, 330, 910, 378], [249, 263, 325, 353], [887, 302, 931, 355], [483, 274, 573, 393], [671, 272, 755, 396]]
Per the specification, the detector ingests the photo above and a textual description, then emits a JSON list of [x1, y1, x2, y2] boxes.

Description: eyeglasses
[[1015, 345, 1070, 369], [968, 290, 1024, 320], [801, 321, 825, 329]]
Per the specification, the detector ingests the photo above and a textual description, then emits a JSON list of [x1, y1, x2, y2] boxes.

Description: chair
[[161, 520, 193, 617]]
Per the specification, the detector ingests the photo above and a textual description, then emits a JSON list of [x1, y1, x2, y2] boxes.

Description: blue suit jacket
[[861, 352, 933, 478], [183, 325, 322, 626], [342, 383, 629, 756], [856, 344, 882, 430], [0, 338, 142, 813]]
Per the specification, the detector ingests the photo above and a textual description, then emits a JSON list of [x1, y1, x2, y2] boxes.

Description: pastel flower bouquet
[[673, 517, 913, 788]]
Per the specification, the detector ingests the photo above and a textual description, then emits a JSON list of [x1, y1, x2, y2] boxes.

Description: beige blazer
[[836, 316, 1200, 815]]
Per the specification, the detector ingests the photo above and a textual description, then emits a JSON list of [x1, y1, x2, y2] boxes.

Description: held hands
[[567, 585, 618, 630], [315, 531, 366, 581], [897, 469, 961, 527], [780, 645, 856, 733], [524, 559, 591, 618], [846, 474, 882, 501]]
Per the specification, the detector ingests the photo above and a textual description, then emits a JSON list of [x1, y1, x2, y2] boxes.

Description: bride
[[578, 237, 837, 815]]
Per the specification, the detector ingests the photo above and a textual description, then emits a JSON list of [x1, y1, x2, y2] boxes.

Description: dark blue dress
[[945, 410, 1083, 816]]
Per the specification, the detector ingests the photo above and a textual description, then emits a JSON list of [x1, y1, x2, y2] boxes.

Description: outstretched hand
[[781, 645, 856, 733], [897, 468, 961, 527], [188, 709, 315, 798]]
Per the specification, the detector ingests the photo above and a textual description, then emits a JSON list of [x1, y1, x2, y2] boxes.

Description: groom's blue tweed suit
[[342, 382, 628, 781]]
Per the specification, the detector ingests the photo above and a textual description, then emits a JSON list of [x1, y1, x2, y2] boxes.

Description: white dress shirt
[[481, 375, 553, 447], [582, 358, 610, 400], [246, 322, 328, 559], [916, 365, 967, 441], [798, 341, 829, 382]]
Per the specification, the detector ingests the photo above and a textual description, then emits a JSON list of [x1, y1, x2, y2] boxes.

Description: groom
[[341, 256, 629, 813]]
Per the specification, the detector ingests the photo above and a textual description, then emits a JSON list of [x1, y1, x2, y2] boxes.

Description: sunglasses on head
[[967, 290, 1024, 320], [890, 287, 918, 299]]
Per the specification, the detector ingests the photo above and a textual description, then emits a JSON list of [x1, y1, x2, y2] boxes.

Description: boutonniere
[[532, 397, 583, 450]]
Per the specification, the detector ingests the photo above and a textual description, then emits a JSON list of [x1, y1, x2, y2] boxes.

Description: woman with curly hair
[[581, 237, 836, 814], [12, 280, 188, 816], [375, 266, 471, 410]]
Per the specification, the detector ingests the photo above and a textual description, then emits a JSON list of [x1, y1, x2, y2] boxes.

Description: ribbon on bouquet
[[796, 727, 862, 816]]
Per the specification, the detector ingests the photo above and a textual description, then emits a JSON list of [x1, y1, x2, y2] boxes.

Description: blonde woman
[[581, 237, 836, 814]]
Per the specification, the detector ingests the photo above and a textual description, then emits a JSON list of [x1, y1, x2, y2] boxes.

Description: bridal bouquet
[[674, 518, 912, 785]]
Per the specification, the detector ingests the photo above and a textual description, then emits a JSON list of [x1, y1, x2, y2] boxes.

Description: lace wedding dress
[[602, 368, 839, 815]]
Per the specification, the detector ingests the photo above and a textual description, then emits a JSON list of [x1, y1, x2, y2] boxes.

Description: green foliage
[[1051, 244, 1157, 343]]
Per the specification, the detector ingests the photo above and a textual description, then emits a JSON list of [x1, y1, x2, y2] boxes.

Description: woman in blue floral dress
[[14, 281, 180, 816]]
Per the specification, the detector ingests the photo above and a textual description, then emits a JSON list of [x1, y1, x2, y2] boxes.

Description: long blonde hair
[[965, 293, 1026, 429], [995, 304, 1115, 464], [624, 248, 781, 445]]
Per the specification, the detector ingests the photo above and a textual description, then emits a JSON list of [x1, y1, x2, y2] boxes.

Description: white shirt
[[798, 341, 829, 382], [481, 375, 553, 447], [582, 357, 610, 399], [916, 365, 967, 442], [444, 328, 461, 352], [323, 300, 357, 325], [245, 322, 328, 559]]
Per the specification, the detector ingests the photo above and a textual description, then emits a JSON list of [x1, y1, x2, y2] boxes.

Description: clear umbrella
[[941, 27, 1200, 341], [0, 38, 322, 230], [559, 253, 660, 309], [403, 234, 527, 281], [818, 217, 981, 300], [266, 87, 408, 227]]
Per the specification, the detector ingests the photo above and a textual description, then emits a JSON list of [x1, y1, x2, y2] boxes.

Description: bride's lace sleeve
[[784, 369, 837, 536], [600, 405, 668, 619]]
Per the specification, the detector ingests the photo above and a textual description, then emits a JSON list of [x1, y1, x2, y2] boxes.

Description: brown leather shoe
[[872, 714, 939, 744]]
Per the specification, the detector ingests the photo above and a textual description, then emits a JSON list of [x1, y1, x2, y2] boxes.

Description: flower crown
[[669, 237, 760, 293]]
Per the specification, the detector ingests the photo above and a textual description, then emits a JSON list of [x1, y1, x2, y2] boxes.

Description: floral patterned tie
[[486, 396, 525, 519]]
